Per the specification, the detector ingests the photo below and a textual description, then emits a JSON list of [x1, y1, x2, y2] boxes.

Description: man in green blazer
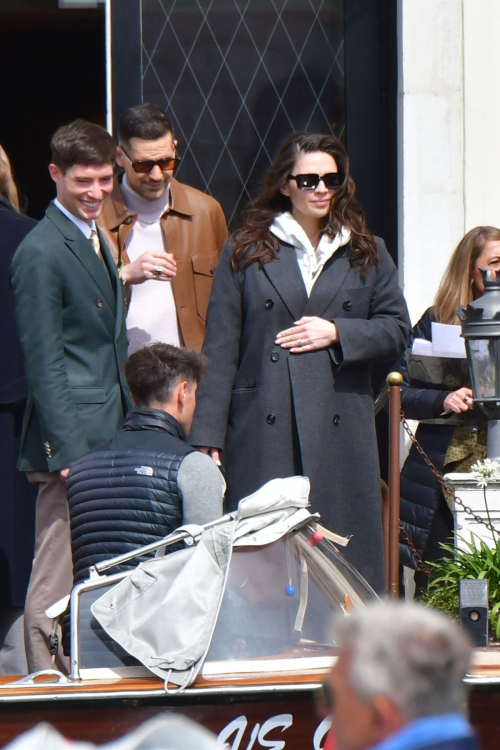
[[10, 120, 131, 673]]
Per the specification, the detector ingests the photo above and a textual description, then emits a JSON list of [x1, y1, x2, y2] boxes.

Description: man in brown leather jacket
[[98, 104, 227, 352]]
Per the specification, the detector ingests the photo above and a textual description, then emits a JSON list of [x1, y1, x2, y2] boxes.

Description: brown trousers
[[24, 472, 72, 674]]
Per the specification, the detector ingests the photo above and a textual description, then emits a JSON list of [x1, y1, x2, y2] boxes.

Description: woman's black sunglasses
[[287, 172, 344, 190]]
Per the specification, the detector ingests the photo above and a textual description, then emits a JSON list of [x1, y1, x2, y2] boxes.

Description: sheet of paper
[[412, 338, 433, 356], [431, 322, 466, 358]]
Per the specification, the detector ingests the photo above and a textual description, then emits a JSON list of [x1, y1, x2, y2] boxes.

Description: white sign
[[217, 713, 331, 750]]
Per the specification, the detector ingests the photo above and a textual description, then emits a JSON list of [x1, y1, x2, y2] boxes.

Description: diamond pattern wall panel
[[142, 0, 345, 228]]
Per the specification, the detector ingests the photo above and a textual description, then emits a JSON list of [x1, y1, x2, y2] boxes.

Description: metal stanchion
[[387, 372, 403, 598], [380, 479, 390, 591]]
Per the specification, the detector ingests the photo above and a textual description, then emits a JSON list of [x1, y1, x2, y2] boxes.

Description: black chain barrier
[[398, 409, 499, 575]]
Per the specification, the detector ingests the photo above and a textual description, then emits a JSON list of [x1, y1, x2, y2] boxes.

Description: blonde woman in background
[[399, 226, 500, 593]]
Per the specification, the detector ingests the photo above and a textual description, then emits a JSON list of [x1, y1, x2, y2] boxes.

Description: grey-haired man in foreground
[[328, 601, 477, 750]]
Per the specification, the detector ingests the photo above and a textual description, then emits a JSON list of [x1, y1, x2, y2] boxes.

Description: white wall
[[398, 0, 465, 325], [398, 0, 500, 325], [463, 0, 500, 230]]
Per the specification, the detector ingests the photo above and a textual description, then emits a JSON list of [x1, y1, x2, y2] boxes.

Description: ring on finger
[[298, 339, 304, 348], [153, 265, 163, 276]]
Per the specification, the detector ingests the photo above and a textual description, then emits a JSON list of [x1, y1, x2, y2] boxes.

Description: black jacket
[[398, 309, 476, 568], [67, 408, 195, 584], [0, 197, 38, 607]]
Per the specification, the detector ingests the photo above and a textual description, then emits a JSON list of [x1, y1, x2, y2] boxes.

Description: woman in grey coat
[[190, 133, 410, 591]]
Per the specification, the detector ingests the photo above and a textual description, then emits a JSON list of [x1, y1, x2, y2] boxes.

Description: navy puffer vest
[[67, 408, 194, 584]]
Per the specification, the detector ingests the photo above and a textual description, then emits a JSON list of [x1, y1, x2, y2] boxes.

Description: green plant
[[421, 535, 500, 640], [420, 581, 460, 622]]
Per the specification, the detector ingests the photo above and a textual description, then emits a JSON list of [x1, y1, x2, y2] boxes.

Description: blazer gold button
[[343, 300, 352, 311], [265, 299, 274, 309], [124, 217, 133, 225], [96, 299, 103, 307], [270, 351, 280, 362], [333, 414, 340, 426], [266, 414, 276, 425]]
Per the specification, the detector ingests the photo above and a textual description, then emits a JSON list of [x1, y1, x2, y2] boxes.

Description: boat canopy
[[74, 477, 377, 689]]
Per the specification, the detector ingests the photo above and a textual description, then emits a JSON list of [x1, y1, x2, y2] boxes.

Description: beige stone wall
[[398, 0, 500, 324]]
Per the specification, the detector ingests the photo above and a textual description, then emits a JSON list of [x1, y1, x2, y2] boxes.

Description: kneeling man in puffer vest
[[66, 343, 225, 587]]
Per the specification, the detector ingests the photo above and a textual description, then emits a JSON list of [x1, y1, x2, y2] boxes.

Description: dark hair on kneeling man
[[125, 343, 208, 407], [51, 119, 116, 173]]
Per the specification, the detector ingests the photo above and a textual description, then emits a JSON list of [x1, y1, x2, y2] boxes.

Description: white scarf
[[270, 212, 351, 296]]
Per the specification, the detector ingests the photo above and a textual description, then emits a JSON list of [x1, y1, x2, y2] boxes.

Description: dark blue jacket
[[398, 309, 460, 567], [67, 408, 195, 584]]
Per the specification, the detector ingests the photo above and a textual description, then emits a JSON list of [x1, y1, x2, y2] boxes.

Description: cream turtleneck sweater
[[122, 177, 181, 354]]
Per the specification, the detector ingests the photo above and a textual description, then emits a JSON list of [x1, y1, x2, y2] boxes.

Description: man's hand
[[195, 446, 221, 465], [120, 251, 177, 286], [59, 467, 70, 482], [275, 316, 339, 353], [443, 387, 474, 413]]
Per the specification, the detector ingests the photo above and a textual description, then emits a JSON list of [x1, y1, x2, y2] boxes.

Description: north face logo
[[134, 466, 154, 476]]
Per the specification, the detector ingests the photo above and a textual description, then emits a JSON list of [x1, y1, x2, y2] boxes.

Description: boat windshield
[[202, 524, 377, 677]]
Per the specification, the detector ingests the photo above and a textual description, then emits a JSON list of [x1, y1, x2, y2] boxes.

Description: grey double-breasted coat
[[190, 238, 410, 591]]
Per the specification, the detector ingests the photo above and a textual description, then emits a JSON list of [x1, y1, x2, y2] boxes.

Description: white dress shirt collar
[[54, 198, 96, 240]]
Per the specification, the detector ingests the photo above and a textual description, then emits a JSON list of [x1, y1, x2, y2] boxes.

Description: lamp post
[[458, 269, 500, 459]]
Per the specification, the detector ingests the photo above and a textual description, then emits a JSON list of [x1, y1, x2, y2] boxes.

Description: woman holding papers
[[190, 132, 411, 593], [399, 226, 500, 592]]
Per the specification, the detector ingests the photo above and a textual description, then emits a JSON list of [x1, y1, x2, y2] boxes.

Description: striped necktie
[[89, 229, 102, 258]]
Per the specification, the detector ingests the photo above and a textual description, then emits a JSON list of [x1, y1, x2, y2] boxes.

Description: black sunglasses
[[120, 145, 180, 174], [288, 172, 344, 190]]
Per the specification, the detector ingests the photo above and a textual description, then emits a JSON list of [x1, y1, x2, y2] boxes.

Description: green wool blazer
[[10, 202, 131, 473]]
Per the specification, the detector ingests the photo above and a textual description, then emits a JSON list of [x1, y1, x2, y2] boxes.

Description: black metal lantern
[[458, 269, 500, 459]]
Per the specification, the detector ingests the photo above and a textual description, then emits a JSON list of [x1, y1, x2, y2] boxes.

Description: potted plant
[[421, 459, 500, 641], [421, 536, 500, 640]]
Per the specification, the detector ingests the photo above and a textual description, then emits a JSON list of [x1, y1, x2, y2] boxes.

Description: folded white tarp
[[91, 477, 318, 690]]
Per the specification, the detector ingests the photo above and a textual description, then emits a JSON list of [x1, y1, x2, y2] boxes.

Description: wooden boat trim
[[0, 681, 324, 703], [2, 650, 500, 702], [0, 668, 329, 703]]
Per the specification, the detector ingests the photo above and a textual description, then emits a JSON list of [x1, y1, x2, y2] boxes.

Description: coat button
[[96, 299, 103, 307], [124, 217, 133, 225], [270, 351, 280, 362], [333, 414, 340, 426], [265, 299, 274, 309], [210, 267, 215, 275], [343, 300, 352, 311], [266, 414, 276, 425]]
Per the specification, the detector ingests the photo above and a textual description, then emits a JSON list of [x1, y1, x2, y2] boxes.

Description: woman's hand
[[275, 316, 339, 353], [443, 387, 474, 413], [195, 446, 221, 465]]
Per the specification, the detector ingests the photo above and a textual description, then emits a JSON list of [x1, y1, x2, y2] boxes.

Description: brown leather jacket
[[98, 175, 227, 351]]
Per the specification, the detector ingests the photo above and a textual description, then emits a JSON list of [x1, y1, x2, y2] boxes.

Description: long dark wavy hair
[[232, 132, 379, 276]]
